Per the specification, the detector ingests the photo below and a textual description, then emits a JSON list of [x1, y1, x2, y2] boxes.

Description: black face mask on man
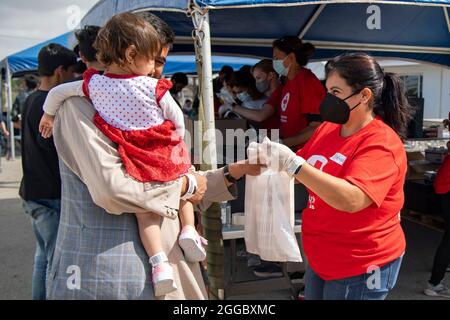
[[319, 91, 362, 124]]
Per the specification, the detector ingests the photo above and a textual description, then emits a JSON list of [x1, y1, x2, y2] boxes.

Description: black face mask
[[319, 91, 361, 124]]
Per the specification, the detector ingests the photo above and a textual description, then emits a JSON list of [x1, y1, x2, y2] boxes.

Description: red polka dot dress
[[82, 68, 191, 183]]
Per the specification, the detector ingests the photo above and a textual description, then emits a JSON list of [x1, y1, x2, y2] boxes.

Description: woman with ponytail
[[232, 36, 325, 151], [252, 52, 412, 300]]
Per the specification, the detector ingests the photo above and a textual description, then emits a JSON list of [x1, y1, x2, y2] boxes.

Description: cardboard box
[[407, 160, 441, 180], [184, 116, 248, 145], [406, 151, 425, 161], [425, 148, 448, 164]]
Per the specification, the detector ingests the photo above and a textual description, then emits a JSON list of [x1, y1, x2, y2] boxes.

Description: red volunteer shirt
[[266, 68, 325, 150], [297, 117, 407, 280], [434, 154, 450, 194]]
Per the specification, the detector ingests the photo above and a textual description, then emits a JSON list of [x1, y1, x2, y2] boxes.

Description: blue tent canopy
[[1, 32, 72, 75], [81, 0, 450, 67], [1, 34, 257, 76], [164, 55, 259, 74]]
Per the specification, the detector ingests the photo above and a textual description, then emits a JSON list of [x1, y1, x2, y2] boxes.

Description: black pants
[[430, 192, 450, 286]]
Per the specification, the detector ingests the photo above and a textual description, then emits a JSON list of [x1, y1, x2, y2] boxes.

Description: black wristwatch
[[223, 164, 242, 184]]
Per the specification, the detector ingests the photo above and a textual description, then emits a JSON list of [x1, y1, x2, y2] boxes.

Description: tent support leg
[[5, 62, 15, 160], [190, 4, 224, 300]]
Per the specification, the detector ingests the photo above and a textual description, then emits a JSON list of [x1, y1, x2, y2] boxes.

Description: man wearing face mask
[[252, 59, 281, 98], [230, 70, 267, 110], [20, 44, 77, 300], [232, 36, 325, 151], [251, 59, 281, 131], [170, 72, 189, 106], [213, 65, 233, 95]]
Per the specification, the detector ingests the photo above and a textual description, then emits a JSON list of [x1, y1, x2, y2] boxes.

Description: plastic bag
[[244, 168, 302, 262]]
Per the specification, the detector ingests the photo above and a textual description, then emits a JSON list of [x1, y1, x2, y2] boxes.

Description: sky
[[0, 0, 99, 60]]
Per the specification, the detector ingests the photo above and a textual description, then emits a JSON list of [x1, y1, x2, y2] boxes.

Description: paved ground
[[0, 158, 34, 300], [0, 157, 448, 300]]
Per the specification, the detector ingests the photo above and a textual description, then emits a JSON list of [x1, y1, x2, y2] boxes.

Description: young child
[[38, 13, 206, 297]]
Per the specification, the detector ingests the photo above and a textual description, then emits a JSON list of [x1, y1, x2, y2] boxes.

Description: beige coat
[[51, 97, 236, 299]]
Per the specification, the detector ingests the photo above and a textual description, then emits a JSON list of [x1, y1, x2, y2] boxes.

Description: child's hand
[[39, 113, 55, 138]]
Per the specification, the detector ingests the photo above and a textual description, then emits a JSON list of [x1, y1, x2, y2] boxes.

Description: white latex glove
[[247, 140, 267, 165], [258, 137, 305, 175]]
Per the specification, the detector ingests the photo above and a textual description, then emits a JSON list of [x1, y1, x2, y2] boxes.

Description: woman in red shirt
[[253, 52, 412, 300], [232, 36, 325, 152], [425, 140, 450, 298]]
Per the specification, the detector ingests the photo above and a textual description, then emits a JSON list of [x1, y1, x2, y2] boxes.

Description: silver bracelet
[[285, 156, 306, 177]]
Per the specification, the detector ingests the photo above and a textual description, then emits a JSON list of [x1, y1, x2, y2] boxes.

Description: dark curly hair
[[94, 12, 162, 67]]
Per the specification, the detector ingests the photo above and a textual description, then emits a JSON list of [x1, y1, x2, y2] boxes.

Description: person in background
[[252, 59, 281, 98], [239, 64, 252, 75], [232, 36, 325, 151], [75, 25, 103, 73], [183, 99, 196, 118], [229, 70, 267, 111], [424, 139, 450, 298], [250, 59, 281, 132], [0, 115, 9, 138], [213, 65, 233, 95], [170, 72, 189, 106], [11, 74, 39, 127], [216, 74, 235, 113], [72, 59, 87, 78], [20, 43, 77, 300], [0, 114, 10, 173]]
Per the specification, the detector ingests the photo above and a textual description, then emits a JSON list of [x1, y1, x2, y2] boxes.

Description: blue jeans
[[305, 255, 404, 300], [23, 199, 61, 300]]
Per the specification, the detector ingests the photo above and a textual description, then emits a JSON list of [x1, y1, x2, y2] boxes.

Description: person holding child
[[39, 13, 205, 297]]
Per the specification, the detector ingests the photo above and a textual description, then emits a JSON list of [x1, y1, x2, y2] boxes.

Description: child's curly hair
[[94, 12, 162, 67]]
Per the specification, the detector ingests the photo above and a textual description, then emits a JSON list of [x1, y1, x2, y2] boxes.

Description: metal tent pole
[[189, 3, 224, 300], [5, 60, 15, 160]]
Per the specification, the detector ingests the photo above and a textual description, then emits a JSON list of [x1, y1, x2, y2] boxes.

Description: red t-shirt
[[266, 68, 325, 149], [296, 117, 407, 280], [434, 154, 450, 194]]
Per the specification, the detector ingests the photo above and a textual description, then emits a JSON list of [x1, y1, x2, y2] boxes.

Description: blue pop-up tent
[[79, 0, 450, 167], [81, 0, 450, 66], [164, 55, 259, 74], [0, 32, 73, 75], [0, 32, 256, 76]]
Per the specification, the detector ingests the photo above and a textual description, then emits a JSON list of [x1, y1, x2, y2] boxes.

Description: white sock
[[149, 252, 168, 268]]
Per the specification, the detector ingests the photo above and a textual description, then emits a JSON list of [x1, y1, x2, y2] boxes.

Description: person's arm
[[232, 103, 275, 122], [43, 80, 84, 116], [260, 139, 378, 213], [294, 163, 373, 213], [159, 92, 185, 137], [53, 96, 188, 217], [40, 81, 85, 138], [0, 121, 9, 137], [194, 160, 265, 212], [52, 96, 228, 218]]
